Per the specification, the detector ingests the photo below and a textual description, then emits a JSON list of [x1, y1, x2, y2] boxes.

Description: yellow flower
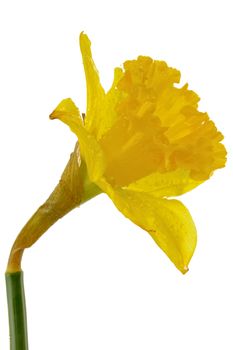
[[50, 33, 227, 274]]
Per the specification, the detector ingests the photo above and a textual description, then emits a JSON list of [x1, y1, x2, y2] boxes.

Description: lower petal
[[98, 179, 197, 274], [127, 168, 202, 197]]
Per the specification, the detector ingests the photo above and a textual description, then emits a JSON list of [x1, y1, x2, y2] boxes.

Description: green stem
[[5, 272, 28, 350]]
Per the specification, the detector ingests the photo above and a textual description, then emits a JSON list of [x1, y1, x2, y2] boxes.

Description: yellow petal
[[96, 67, 124, 138], [79, 32, 105, 136], [98, 179, 197, 273], [127, 168, 202, 197], [50, 98, 106, 182]]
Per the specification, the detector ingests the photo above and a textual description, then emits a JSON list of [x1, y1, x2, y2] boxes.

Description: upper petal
[[97, 178, 197, 274], [96, 67, 124, 138], [79, 32, 105, 137], [50, 98, 106, 182]]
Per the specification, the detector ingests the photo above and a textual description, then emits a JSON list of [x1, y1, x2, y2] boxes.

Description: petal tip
[[79, 31, 91, 51], [49, 98, 80, 120], [180, 265, 189, 275], [49, 110, 59, 120]]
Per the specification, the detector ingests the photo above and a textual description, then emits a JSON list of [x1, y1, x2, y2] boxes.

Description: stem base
[[5, 272, 28, 350]]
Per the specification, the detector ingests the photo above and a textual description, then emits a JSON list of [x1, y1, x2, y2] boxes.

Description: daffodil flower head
[[50, 32, 227, 274]]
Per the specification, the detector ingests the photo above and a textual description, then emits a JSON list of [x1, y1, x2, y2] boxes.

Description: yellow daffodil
[[50, 33, 226, 273]]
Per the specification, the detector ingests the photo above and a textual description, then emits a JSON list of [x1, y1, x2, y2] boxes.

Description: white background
[[0, 0, 233, 349]]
